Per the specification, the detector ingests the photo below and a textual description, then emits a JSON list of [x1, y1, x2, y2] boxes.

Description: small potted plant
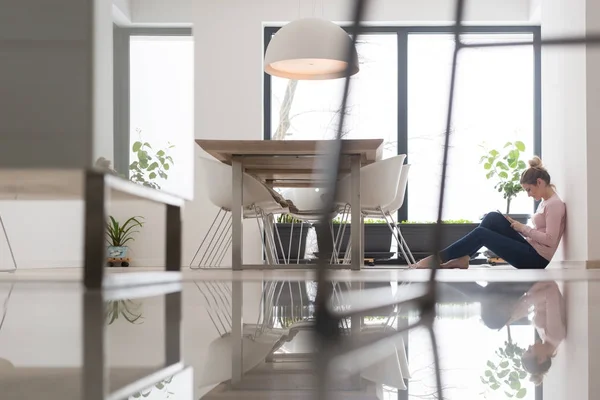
[[105, 216, 144, 267], [329, 217, 394, 260], [480, 141, 530, 224], [273, 213, 312, 262]]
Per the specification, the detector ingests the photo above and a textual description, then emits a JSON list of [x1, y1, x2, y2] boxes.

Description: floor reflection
[[0, 277, 576, 400]]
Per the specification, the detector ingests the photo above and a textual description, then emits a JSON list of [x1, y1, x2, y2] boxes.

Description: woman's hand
[[509, 219, 526, 233]]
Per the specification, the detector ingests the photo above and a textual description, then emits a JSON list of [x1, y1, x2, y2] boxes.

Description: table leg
[[231, 280, 243, 386], [232, 156, 244, 271], [351, 155, 362, 271]]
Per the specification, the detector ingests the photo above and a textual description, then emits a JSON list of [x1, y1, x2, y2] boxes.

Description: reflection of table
[[196, 139, 384, 271]]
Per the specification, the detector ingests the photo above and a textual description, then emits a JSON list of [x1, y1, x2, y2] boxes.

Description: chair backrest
[[337, 154, 406, 209], [383, 164, 411, 214], [198, 157, 276, 210]]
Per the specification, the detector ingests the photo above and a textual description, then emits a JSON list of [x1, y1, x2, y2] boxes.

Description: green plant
[[480, 141, 528, 214], [277, 214, 304, 224], [129, 129, 175, 190], [481, 328, 528, 399], [331, 217, 387, 224], [106, 216, 144, 247], [105, 300, 143, 325]]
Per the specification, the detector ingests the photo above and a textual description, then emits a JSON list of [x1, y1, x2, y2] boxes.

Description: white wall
[[585, 0, 600, 262], [540, 0, 600, 264]]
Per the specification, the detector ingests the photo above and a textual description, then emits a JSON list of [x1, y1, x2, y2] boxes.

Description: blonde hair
[[520, 156, 554, 189]]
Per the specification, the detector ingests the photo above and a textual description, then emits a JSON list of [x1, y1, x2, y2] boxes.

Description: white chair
[[333, 154, 406, 263], [190, 157, 288, 269], [363, 164, 416, 266], [277, 187, 340, 263]]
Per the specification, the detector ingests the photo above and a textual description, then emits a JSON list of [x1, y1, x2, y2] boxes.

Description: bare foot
[[440, 255, 470, 269], [411, 255, 439, 269]]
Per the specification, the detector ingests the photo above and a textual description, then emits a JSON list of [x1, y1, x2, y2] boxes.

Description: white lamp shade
[[264, 18, 359, 80]]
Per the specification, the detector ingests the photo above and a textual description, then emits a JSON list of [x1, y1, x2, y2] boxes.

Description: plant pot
[[106, 246, 130, 267], [399, 223, 480, 262], [329, 223, 393, 259], [273, 223, 311, 262]]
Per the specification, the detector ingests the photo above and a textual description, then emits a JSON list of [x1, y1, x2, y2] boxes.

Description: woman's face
[[522, 179, 544, 201]]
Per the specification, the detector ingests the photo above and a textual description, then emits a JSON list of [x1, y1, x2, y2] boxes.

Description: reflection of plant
[[132, 376, 174, 399], [481, 328, 528, 399], [129, 129, 175, 190], [105, 300, 144, 325], [480, 141, 527, 214]]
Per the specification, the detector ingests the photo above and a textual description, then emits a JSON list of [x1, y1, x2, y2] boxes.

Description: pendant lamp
[[264, 18, 359, 80]]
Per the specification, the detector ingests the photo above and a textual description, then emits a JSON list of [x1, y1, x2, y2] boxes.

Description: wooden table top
[[195, 139, 384, 187]]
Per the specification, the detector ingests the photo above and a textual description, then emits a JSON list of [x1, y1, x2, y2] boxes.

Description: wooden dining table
[[195, 138, 384, 271]]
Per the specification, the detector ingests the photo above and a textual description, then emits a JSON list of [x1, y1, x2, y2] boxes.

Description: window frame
[[113, 26, 192, 177], [263, 25, 542, 221]]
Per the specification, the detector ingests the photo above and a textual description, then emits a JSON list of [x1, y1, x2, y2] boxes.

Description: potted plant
[[273, 214, 312, 262], [329, 218, 394, 260], [480, 141, 530, 224], [105, 216, 144, 267], [398, 219, 480, 263]]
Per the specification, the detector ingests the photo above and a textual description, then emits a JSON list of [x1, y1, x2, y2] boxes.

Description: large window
[[114, 28, 194, 201], [264, 26, 541, 222], [407, 33, 536, 221]]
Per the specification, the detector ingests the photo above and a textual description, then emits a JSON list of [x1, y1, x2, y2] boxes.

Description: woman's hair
[[522, 349, 553, 386], [520, 156, 552, 186]]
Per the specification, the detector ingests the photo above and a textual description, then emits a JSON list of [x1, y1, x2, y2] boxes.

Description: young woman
[[415, 156, 566, 269]]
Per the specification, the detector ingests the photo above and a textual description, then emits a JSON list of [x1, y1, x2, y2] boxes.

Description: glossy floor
[[0, 266, 594, 400]]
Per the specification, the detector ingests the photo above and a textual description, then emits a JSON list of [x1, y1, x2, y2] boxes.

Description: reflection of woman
[[502, 281, 566, 385]]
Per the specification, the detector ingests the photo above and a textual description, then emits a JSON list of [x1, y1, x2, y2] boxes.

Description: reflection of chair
[[0, 214, 17, 272], [190, 157, 288, 268], [333, 155, 406, 263]]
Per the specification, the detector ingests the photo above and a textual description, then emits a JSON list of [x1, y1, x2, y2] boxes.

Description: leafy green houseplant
[[105, 216, 144, 267], [129, 129, 175, 190], [480, 141, 528, 215]]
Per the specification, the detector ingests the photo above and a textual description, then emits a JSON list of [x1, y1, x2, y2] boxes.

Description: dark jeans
[[439, 212, 549, 269]]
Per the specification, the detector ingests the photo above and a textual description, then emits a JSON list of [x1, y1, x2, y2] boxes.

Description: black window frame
[[263, 25, 542, 222]]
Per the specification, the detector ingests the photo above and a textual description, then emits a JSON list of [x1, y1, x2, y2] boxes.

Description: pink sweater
[[521, 193, 566, 261]]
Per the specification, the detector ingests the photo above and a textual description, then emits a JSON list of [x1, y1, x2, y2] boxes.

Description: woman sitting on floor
[[415, 156, 566, 269]]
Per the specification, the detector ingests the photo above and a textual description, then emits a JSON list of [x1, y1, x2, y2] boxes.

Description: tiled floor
[[0, 264, 594, 399]]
